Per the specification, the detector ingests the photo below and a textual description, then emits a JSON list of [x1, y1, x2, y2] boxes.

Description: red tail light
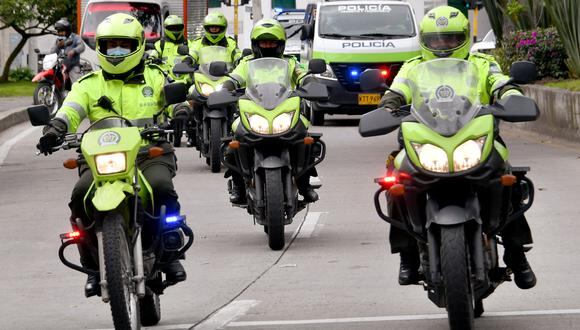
[[60, 231, 81, 240], [381, 69, 389, 77]]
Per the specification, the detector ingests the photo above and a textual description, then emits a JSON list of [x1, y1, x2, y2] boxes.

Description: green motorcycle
[[187, 46, 234, 172], [27, 83, 193, 330], [359, 59, 539, 329], [208, 58, 328, 250]]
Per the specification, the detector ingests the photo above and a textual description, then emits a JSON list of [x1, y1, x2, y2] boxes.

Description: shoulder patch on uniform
[[77, 70, 98, 83], [405, 55, 422, 63]]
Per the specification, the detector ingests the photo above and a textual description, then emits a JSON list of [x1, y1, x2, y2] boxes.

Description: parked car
[[471, 30, 496, 53]]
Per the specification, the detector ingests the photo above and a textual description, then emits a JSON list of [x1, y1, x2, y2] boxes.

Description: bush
[[495, 27, 568, 79], [8, 67, 34, 82]]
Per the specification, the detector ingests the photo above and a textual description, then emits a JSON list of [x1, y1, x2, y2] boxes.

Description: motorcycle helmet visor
[[166, 24, 184, 33], [205, 25, 225, 34], [421, 32, 466, 51], [98, 38, 139, 56]]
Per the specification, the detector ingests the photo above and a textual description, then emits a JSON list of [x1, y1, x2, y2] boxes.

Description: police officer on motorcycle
[[379, 6, 536, 290], [223, 19, 319, 205], [51, 18, 86, 83], [150, 15, 194, 81], [38, 13, 187, 297], [190, 12, 241, 64]]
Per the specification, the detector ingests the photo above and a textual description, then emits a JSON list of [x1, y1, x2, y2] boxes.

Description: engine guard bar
[[58, 239, 99, 276], [296, 139, 326, 179], [493, 176, 535, 235], [373, 188, 426, 243], [153, 224, 194, 269]]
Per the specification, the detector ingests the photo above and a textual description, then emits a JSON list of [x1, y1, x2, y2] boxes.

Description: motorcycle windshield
[[246, 58, 292, 110], [86, 117, 132, 132], [198, 46, 231, 81], [408, 59, 481, 136]]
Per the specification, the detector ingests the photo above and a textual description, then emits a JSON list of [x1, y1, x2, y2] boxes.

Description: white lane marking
[[293, 211, 324, 238], [0, 126, 38, 166], [227, 309, 580, 327], [193, 299, 260, 330]]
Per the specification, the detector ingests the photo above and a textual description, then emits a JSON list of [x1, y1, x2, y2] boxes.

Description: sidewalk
[[0, 97, 32, 113], [0, 97, 33, 133]]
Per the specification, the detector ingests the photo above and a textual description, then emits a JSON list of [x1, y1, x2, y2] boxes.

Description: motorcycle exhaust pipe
[[97, 231, 110, 303]]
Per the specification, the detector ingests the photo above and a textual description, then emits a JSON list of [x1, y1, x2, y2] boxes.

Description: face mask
[[107, 46, 131, 56]]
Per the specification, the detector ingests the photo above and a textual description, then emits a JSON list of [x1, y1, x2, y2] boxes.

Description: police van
[[300, 0, 420, 125]]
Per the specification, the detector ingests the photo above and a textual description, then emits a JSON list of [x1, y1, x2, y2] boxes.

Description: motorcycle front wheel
[[103, 212, 141, 330], [209, 118, 222, 173], [33, 82, 61, 115], [265, 168, 285, 250], [440, 224, 474, 330]]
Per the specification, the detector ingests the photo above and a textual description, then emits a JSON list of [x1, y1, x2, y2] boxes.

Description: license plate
[[358, 93, 381, 105]]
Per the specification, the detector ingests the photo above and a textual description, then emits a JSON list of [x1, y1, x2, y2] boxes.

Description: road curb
[[0, 108, 28, 133]]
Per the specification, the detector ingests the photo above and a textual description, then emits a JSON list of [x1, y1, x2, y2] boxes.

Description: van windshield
[[81, 2, 162, 50], [318, 4, 415, 38]]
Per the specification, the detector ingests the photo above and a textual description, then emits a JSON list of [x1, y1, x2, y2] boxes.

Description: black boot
[[163, 260, 187, 284], [85, 274, 100, 297], [398, 250, 420, 285], [299, 187, 319, 203], [228, 176, 247, 205], [504, 247, 536, 289]]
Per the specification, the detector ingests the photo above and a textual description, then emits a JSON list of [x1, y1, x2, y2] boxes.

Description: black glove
[[37, 119, 67, 155]]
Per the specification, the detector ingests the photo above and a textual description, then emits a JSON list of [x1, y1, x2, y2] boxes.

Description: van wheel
[[310, 103, 325, 126]]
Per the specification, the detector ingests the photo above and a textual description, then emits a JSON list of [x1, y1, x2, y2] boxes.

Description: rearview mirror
[[172, 61, 196, 75], [27, 105, 51, 126], [296, 81, 328, 101], [494, 94, 540, 122], [207, 90, 239, 109], [360, 69, 385, 91], [177, 44, 190, 56], [163, 82, 188, 105], [300, 23, 314, 41], [308, 59, 326, 74], [241, 48, 252, 58], [359, 108, 401, 137], [510, 61, 537, 84], [209, 61, 229, 77]]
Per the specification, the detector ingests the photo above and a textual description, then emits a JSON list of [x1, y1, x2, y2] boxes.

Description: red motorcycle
[[32, 49, 70, 114]]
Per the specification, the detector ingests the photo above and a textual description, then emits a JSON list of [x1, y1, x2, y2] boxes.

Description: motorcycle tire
[[103, 212, 141, 330], [209, 119, 222, 173], [140, 288, 161, 326], [265, 168, 285, 250], [33, 82, 61, 115], [440, 224, 474, 330]]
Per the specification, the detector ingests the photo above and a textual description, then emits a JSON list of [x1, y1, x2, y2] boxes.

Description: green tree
[[545, 0, 579, 77], [0, 0, 76, 82]]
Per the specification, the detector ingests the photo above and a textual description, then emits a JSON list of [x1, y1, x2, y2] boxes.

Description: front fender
[[92, 181, 134, 212], [425, 195, 481, 228], [204, 108, 227, 119], [254, 148, 291, 170]]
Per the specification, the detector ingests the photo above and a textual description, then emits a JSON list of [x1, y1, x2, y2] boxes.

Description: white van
[[301, 1, 420, 125], [79, 0, 202, 71]]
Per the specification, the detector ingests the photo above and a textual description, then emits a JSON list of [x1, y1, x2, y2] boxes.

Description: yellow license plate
[[358, 93, 381, 105]]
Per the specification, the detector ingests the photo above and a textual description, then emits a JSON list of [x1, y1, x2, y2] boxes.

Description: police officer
[[223, 19, 318, 205], [37, 13, 187, 297], [190, 12, 241, 64], [150, 15, 194, 81], [51, 18, 86, 83], [379, 6, 536, 290]]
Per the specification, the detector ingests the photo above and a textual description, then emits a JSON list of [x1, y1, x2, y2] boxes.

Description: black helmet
[[55, 18, 72, 36]]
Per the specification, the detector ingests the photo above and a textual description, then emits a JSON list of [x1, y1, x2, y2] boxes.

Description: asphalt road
[[0, 117, 579, 330]]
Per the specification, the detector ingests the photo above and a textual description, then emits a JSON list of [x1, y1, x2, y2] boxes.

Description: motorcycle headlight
[[272, 112, 294, 134], [316, 64, 336, 80], [95, 152, 126, 175], [247, 114, 270, 134], [453, 136, 486, 172], [413, 143, 449, 173], [200, 83, 215, 96]]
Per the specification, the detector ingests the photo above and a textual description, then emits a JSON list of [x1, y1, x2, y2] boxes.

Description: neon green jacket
[[54, 64, 168, 133], [230, 55, 306, 89], [190, 36, 241, 64], [382, 52, 521, 109], [151, 39, 195, 81]]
